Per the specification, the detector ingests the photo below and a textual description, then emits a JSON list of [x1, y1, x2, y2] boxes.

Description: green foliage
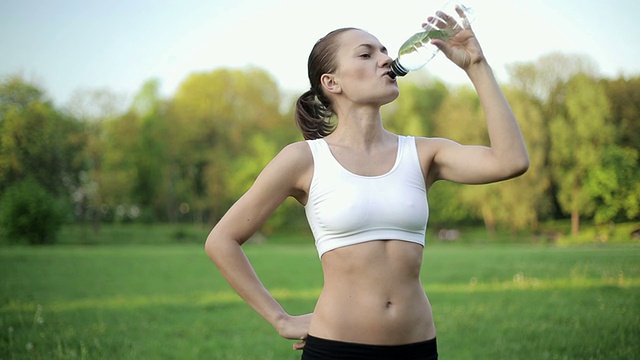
[[169, 67, 289, 222], [0, 178, 65, 244], [603, 76, 640, 150], [427, 181, 474, 226], [501, 87, 552, 227], [550, 73, 614, 233], [383, 75, 448, 137], [584, 146, 640, 225], [0, 76, 84, 197], [432, 85, 483, 144], [506, 52, 598, 104], [1, 56, 639, 239]]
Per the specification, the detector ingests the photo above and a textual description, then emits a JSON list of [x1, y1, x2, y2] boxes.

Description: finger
[[293, 340, 306, 351], [429, 38, 448, 53], [432, 11, 449, 30], [422, 17, 437, 31], [454, 5, 472, 29]]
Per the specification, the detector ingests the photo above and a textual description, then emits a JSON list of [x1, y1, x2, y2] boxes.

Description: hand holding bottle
[[428, 8, 485, 71], [389, 0, 477, 78]]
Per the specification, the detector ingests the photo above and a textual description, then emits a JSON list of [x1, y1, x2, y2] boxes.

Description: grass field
[[1, 234, 639, 359]]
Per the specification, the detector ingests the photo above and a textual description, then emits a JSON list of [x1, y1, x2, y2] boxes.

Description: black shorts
[[301, 335, 438, 360]]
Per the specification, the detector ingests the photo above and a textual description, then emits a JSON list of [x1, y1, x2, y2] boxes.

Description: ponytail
[[295, 89, 335, 140], [295, 27, 359, 140]]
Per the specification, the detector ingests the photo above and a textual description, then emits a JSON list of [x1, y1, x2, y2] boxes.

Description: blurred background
[[1, 2, 639, 359], [1, 0, 638, 244]]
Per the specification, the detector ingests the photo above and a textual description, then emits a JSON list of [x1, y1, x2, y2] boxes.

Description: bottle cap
[[390, 59, 409, 78]]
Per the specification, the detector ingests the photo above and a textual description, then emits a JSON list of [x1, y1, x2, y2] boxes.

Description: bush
[[0, 178, 65, 244]]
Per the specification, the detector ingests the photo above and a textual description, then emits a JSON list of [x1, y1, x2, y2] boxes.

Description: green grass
[[55, 223, 213, 245], [1, 239, 639, 359]]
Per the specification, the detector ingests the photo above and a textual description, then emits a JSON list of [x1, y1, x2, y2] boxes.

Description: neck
[[329, 108, 390, 150]]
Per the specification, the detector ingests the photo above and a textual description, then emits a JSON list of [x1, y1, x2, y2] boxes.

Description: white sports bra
[[304, 136, 429, 258]]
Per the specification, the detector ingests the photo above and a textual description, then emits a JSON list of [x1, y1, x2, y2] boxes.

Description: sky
[[1, 0, 639, 109]]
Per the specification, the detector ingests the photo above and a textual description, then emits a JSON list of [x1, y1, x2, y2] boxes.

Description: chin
[[384, 89, 400, 103]]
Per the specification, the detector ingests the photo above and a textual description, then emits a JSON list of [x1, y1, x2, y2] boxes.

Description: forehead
[[337, 29, 383, 50]]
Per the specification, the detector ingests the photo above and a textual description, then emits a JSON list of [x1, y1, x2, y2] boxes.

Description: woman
[[205, 14, 529, 360]]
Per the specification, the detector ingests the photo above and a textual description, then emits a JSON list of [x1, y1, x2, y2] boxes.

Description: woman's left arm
[[426, 25, 530, 185]]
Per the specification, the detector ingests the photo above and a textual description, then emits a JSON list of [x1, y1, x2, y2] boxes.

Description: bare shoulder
[[413, 136, 458, 164], [272, 141, 313, 172], [280, 141, 312, 160], [260, 141, 313, 199]]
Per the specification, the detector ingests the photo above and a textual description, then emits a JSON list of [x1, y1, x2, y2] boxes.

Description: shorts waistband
[[301, 335, 438, 360]]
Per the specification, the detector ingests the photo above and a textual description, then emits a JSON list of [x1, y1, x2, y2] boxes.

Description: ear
[[321, 74, 341, 94]]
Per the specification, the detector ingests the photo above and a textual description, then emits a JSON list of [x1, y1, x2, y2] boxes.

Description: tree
[[431, 86, 492, 230], [506, 52, 599, 104], [0, 76, 82, 243], [549, 73, 613, 236], [0, 76, 84, 197], [100, 111, 141, 220], [602, 76, 640, 153], [66, 88, 126, 231], [507, 53, 601, 220], [0, 177, 65, 244], [430, 83, 550, 235], [129, 80, 172, 222], [383, 76, 448, 137], [584, 147, 640, 230], [597, 76, 640, 227], [170, 67, 287, 223], [499, 87, 552, 230]]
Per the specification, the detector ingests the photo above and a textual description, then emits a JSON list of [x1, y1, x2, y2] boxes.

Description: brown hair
[[295, 27, 360, 140]]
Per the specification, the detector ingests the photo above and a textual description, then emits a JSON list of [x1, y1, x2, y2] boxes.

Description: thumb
[[430, 39, 449, 54]]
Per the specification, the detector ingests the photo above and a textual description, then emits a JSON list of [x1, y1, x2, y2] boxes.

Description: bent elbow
[[205, 229, 243, 266], [509, 156, 530, 178], [513, 164, 529, 178], [204, 233, 220, 263], [518, 152, 531, 174]]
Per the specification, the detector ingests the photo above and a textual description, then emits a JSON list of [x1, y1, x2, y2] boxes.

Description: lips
[[384, 71, 397, 81]]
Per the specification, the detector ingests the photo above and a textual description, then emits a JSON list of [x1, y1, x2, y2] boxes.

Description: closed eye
[[355, 43, 388, 60]]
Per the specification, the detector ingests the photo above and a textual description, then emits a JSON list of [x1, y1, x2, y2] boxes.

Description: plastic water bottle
[[389, 0, 475, 78]]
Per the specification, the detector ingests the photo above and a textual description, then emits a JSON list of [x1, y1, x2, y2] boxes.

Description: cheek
[[351, 66, 372, 82], [339, 68, 375, 95], [337, 62, 370, 82]]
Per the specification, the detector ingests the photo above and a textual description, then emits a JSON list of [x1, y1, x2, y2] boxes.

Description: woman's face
[[329, 29, 399, 105]]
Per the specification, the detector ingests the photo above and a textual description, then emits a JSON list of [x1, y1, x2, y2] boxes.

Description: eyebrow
[[355, 43, 388, 54]]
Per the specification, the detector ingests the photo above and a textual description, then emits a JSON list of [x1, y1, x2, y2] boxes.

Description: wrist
[[272, 311, 291, 333], [465, 59, 493, 81]]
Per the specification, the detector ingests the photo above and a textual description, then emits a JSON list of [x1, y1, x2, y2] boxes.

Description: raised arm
[[425, 18, 529, 186], [204, 141, 313, 347]]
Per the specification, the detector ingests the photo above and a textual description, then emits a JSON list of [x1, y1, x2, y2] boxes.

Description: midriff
[[308, 239, 435, 345]]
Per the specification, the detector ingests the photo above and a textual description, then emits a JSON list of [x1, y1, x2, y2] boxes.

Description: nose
[[380, 53, 393, 68]]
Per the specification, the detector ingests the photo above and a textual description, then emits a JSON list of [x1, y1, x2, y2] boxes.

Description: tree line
[[1, 52, 638, 244]]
